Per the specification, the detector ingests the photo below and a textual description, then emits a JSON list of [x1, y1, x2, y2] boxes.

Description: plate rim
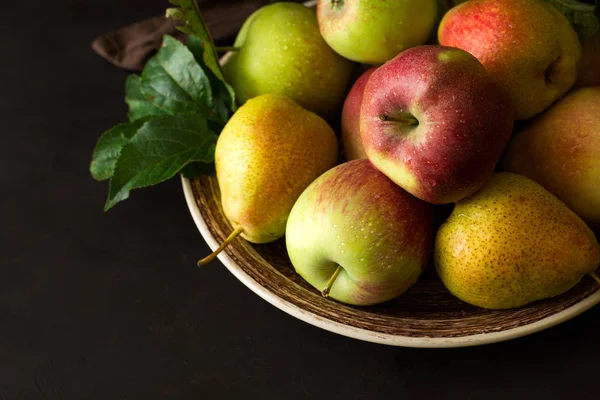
[[182, 176, 600, 348]]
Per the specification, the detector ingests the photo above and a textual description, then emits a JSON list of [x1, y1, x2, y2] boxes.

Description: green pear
[[222, 2, 354, 118], [212, 94, 338, 249], [286, 159, 435, 306], [435, 173, 600, 309]]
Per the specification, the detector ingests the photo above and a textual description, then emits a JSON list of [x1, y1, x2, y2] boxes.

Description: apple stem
[[379, 114, 419, 125], [589, 270, 600, 286], [322, 265, 343, 298], [197, 225, 244, 267], [215, 46, 241, 53]]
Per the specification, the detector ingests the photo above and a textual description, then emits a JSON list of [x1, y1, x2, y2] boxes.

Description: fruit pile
[[200, 0, 600, 308], [203, 0, 600, 310]]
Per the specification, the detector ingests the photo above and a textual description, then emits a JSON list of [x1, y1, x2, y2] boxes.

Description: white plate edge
[[181, 177, 600, 347]]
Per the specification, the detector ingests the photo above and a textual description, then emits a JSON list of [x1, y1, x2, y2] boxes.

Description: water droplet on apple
[[333, 224, 338, 229], [459, 119, 466, 124], [578, 131, 588, 138], [432, 181, 438, 187]]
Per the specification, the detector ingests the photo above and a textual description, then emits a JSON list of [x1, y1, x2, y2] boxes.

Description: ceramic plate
[[182, 175, 600, 348]]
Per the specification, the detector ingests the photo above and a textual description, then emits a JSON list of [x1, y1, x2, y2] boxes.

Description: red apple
[[360, 45, 513, 204], [341, 67, 376, 161]]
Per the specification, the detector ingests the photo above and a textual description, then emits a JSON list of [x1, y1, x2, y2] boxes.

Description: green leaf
[[90, 118, 149, 181], [187, 35, 237, 117], [125, 75, 170, 122], [158, 35, 213, 106], [91, 2, 239, 211], [105, 114, 218, 210], [138, 35, 225, 123], [185, 34, 205, 62], [166, 0, 236, 113], [166, 0, 223, 80]]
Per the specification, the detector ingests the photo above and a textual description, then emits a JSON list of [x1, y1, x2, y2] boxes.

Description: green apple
[[286, 159, 434, 306], [223, 2, 354, 117], [317, 0, 439, 64], [504, 86, 600, 227], [439, 0, 582, 120]]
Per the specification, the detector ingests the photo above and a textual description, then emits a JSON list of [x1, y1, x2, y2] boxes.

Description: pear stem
[[215, 46, 241, 53], [197, 225, 244, 266], [322, 265, 343, 298], [589, 270, 600, 286], [379, 114, 419, 125]]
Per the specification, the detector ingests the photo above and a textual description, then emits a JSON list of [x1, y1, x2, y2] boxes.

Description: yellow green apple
[[317, 0, 439, 64], [286, 159, 435, 306]]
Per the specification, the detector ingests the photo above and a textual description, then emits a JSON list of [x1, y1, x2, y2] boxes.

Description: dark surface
[[1, 1, 599, 399]]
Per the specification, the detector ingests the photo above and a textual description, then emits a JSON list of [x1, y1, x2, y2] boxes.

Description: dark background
[[1, 0, 599, 398]]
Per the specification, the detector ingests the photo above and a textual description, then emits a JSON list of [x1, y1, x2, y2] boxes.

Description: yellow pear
[[214, 94, 338, 245], [504, 86, 600, 227], [435, 173, 600, 309]]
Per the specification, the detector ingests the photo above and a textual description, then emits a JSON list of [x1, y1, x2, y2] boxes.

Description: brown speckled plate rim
[[182, 176, 600, 348]]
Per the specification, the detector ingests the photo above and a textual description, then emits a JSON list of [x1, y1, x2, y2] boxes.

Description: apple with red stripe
[[286, 159, 434, 306], [360, 45, 514, 205], [340, 67, 376, 161]]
